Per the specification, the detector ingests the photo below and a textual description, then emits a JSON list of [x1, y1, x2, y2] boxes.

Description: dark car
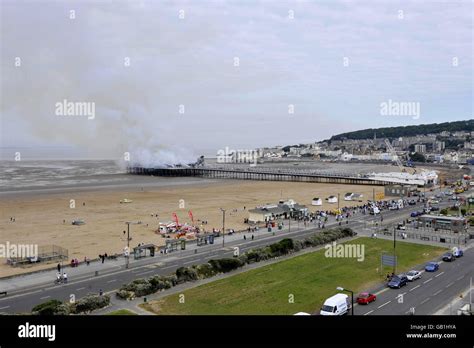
[[388, 275, 409, 289], [430, 206, 439, 211], [442, 252, 455, 262], [410, 211, 422, 217], [425, 262, 439, 272], [408, 200, 417, 205]]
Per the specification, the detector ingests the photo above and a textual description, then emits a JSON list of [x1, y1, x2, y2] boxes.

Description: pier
[[127, 166, 393, 186]]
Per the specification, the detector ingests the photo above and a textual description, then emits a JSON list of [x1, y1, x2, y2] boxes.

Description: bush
[[268, 238, 294, 256], [134, 283, 155, 297], [149, 275, 173, 291], [245, 247, 271, 263], [73, 294, 110, 314], [176, 266, 199, 283], [164, 274, 178, 286], [440, 208, 448, 215], [209, 258, 244, 273], [32, 299, 63, 315], [116, 290, 135, 300], [193, 263, 217, 279]]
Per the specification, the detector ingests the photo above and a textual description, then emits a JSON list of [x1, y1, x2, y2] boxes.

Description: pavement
[[0, 187, 471, 315]]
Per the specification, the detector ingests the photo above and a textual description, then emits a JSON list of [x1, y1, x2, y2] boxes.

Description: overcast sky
[[1, 0, 472, 162]]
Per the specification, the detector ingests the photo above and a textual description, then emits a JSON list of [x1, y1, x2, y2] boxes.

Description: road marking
[[456, 275, 465, 281], [435, 271, 445, 278], [377, 301, 391, 309], [40, 296, 50, 300], [363, 310, 374, 316], [0, 306, 10, 310], [423, 278, 432, 284], [76, 287, 85, 291], [420, 298, 430, 305], [446, 282, 454, 288], [433, 289, 443, 296], [183, 260, 197, 265], [374, 288, 389, 296], [161, 265, 176, 270], [136, 270, 154, 276], [107, 279, 117, 283], [409, 285, 421, 292]]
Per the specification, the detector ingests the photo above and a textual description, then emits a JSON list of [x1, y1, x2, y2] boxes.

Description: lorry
[[320, 293, 350, 316]]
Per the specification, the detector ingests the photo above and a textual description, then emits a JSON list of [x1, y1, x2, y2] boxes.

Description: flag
[[188, 210, 194, 224], [172, 212, 179, 226]]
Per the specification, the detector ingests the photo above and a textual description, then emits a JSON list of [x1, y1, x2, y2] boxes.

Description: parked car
[[430, 206, 439, 211], [405, 270, 422, 281], [320, 294, 350, 316], [388, 274, 409, 289], [408, 200, 417, 206], [410, 211, 422, 217], [425, 262, 439, 272], [442, 252, 455, 262], [444, 190, 453, 196], [356, 292, 376, 305], [453, 249, 464, 258]]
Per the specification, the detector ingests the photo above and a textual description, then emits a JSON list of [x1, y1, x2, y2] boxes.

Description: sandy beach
[[0, 179, 385, 277]]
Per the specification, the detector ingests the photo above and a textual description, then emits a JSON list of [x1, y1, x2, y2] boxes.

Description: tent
[[311, 197, 322, 206], [327, 196, 338, 204]]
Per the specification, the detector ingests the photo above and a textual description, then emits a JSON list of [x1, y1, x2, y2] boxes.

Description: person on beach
[[57, 263, 61, 273]]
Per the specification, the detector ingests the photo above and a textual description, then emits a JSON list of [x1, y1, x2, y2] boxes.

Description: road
[[354, 247, 474, 315], [0, 189, 470, 314]]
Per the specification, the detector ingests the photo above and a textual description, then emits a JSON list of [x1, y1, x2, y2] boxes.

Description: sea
[[0, 160, 126, 192]]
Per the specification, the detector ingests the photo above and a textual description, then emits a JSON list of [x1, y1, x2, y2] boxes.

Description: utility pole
[[393, 226, 397, 274], [220, 208, 226, 247], [124, 221, 139, 269]]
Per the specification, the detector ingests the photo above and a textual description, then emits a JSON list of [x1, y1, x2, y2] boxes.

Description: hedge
[[32, 299, 63, 315], [116, 227, 356, 300], [32, 294, 110, 315]]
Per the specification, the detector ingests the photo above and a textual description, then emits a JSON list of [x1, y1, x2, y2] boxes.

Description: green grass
[[106, 309, 138, 315], [141, 237, 446, 315]]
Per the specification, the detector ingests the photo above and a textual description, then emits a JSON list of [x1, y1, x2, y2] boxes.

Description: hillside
[[329, 120, 473, 141]]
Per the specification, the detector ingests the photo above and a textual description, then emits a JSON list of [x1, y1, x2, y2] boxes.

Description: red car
[[356, 292, 376, 305]]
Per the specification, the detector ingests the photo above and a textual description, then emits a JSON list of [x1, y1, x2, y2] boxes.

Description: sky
[[1, 0, 472, 163]]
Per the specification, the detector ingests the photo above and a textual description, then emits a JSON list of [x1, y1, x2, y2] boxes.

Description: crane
[[384, 139, 405, 172]]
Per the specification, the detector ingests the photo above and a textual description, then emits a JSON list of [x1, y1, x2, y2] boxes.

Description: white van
[[320, 294, 350, 316]]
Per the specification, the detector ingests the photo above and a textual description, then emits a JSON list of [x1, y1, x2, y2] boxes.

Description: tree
[[409, 152, 426, 163]]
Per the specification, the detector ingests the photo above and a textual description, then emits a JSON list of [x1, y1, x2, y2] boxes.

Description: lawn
[[141, 237, 446, 315], [106, 309, 138, 315]]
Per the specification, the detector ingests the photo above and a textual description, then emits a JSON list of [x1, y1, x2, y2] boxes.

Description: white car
[[405, 270, 422, 281]]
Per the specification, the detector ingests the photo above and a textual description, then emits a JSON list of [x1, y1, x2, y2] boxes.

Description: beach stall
[[344, 193, 354, 201], [311, 197, 322, 206], [327, 195, 338, 204]]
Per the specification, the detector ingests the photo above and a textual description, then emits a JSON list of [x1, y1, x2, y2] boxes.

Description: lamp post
[[337, 286, 354, 315], [124, 221, 139, 269], [393, 226, 397, 274], [220, 208, 226, 247]]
